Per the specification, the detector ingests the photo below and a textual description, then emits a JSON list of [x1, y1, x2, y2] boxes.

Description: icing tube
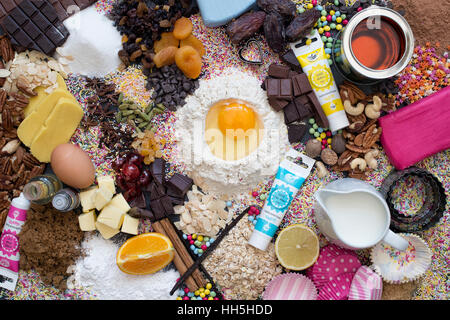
[[290, 29, 349, 132], [248, 149, 315, 251], [0, 193, 30, 291]]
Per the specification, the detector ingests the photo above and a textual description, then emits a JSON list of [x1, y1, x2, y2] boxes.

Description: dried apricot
[[173, 17, 193, 40], [153, 32, 180, 53], [153, 46, 178, 68], [175, 46, 202, 79], [180, 35, 205, 57]]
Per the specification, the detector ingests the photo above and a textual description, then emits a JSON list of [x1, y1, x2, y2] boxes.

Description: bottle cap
[[52, 193, 69, 211]]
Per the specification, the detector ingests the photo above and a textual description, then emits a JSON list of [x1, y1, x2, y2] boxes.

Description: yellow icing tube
[[290, 29, 349, 132]]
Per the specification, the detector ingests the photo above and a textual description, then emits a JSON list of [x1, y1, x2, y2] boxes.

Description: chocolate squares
[[283, 96, 313, 124], [266, 78, 293, 101], [1, 0, 69, 55], [292, 73, 312, 96]]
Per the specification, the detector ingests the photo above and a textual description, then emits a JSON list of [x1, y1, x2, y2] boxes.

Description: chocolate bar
[[283, 96, 313, 124], [287, 123, 307, 143], [1, 0, 69, 55], [268, 64, 291, 79], [150, 198, 167, 220], [149, 158, 166, 186], [266, 78, 292, 101], [292, 73, 312, 96], [165, 173, 193, 196], [128, 207, 156, 222], [281, 49, 302, 71], [48, 0, 96, 21], [307, 92, 329, 128], [149, 181, 166, 200], [0, 0, 96, 22], [268, 97, 289, 112], [166, 186, 186, 205]]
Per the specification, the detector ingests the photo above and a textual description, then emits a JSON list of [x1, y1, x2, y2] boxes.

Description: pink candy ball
[[252, 191, 258, 197], [325, 31, 331, 37], [327, 15, 332, 22], [189, 240, 194, 245], [187, 235, 192, 240], [183, 296, 189, 300], [184, 287, 190, 293], [201, 245, 207, 250], [312, 0, 318, 5], [343, 19, 348, 25], [357, 6, 363, 12]]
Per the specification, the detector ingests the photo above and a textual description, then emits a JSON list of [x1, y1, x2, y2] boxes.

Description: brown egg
[[50, 143, 95, 189]]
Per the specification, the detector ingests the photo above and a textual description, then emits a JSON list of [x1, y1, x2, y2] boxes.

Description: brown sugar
[[19, 204, 84, 291]]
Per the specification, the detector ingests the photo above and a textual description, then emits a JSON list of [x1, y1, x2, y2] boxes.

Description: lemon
[[275, 224, 320, 271]]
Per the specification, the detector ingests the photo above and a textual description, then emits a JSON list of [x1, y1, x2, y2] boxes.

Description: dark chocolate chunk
[[128, 207, 155, 222], [287, 123, 307, 143], [294, 97, 313, 120], [280, 49, 302, 71], [283, 100, 300, 124], [169, 195, 185, 205], [268, 63, 291, 79], [149, 157, 166, 185], [268, 97, 289, 112], [266, 78, 292, 101], [1, 0, 69, 55], [292, 73, 312, 96], [165, 173, 193, 196], [149, 181, 166, 200], [150, 198, 166, 220], [307, 92, 329, 128], [160, 195, 174, 216]]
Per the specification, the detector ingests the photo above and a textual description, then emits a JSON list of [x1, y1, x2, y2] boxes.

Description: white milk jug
[[313, 178, 409, 251]]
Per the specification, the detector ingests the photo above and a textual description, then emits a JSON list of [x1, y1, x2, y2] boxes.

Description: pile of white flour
[[67, 234, 179, 300], [174, 69, 290, 195]]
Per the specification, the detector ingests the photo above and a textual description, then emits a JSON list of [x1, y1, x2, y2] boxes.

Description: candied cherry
[[122, 163, 140, 181], [127, 153, 143, 169], [112, 156, 127, 172], [138, 169, 152, 186]]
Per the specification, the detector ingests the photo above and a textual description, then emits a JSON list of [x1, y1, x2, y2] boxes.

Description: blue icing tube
[[197, 0, 257, 28], [248, 149, 315, 251]]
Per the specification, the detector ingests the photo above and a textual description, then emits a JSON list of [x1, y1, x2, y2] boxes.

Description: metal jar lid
[[341, 6, 415, 80]]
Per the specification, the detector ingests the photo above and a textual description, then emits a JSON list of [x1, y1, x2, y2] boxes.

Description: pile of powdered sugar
[[67, 234, 179, 300], [174, 69, 290, 196]]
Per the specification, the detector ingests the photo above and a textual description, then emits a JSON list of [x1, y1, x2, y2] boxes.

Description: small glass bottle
[[22, 174, 63, 205], [52, 188, 80, 212]]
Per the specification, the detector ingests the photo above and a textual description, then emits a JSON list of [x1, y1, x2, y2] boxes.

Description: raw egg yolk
[[218, 103, 256, 136]]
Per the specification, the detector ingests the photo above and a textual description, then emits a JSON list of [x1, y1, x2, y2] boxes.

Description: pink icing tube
[[0, 193, 30, 291]]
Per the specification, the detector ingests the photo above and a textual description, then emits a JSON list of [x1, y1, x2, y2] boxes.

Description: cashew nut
[[343, 99, 365, 116], [365, 95, 383, 119], [364, 149, 380, 170], [315, 161, 329, 178], [350, 158, 367, 171]]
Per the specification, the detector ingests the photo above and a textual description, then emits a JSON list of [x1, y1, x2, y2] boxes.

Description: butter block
[[95, 187, 114, 211], [78, 210, 97, 231], [24, 74, 68, 118], [29, 97, 84, 162], [18, 89, 77, 147], [109, 193, 131, 213], [80, 186, 98, 212], [97, 175, 116, 195], [95, 221, 120, 240], [121, 214, 139, 235], [97, 204, 125, 229]]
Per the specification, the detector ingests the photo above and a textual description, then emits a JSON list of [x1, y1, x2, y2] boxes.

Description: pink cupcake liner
[[262, 273, 318, 300], [308, 253, 361, 289], [306, 244, 356, 280], [348, 266, 383, 300], [317, 272, 354, 300]]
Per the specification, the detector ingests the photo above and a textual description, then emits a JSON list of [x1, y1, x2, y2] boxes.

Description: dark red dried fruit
[[257, 0, 296, 18], [286, 9, 322, 42], [226, 11, 266, 44], [264, 12, 286, 53]]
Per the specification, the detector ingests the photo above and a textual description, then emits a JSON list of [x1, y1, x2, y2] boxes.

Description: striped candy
[[348, 266, 383, 300]]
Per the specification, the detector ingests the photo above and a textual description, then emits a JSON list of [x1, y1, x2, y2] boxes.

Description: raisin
[[153, 32, 180, 53], [257, 0, 296, 18], [153, 46, 178, 68], [175, 46, 202, 79], [285, 9, 322, 42], [180, 34, 205, 56], [263, 12, 286, 53], [173, 17, 193, 40], [226, 11, 266, 44]]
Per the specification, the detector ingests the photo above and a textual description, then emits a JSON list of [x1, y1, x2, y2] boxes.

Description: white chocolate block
[[97, 204, 125, 229], [121, 214, 139, 235], [97, 175, 116, 195], [95, 221, 120, 240], [78, 210, 97, 231], [95, 187, 114, 211], [79, 186, 98, 212], [109, 193, 131, 213]]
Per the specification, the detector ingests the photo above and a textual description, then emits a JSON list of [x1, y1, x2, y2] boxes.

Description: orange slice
[[116, 232, 175, 275]]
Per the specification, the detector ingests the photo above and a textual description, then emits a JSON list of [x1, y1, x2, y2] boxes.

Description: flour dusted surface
[[175, 69, 290, 195], [68, 234, 179, 300]]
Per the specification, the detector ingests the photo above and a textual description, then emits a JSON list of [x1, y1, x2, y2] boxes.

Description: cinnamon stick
[[159, 218, 207, 288]]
